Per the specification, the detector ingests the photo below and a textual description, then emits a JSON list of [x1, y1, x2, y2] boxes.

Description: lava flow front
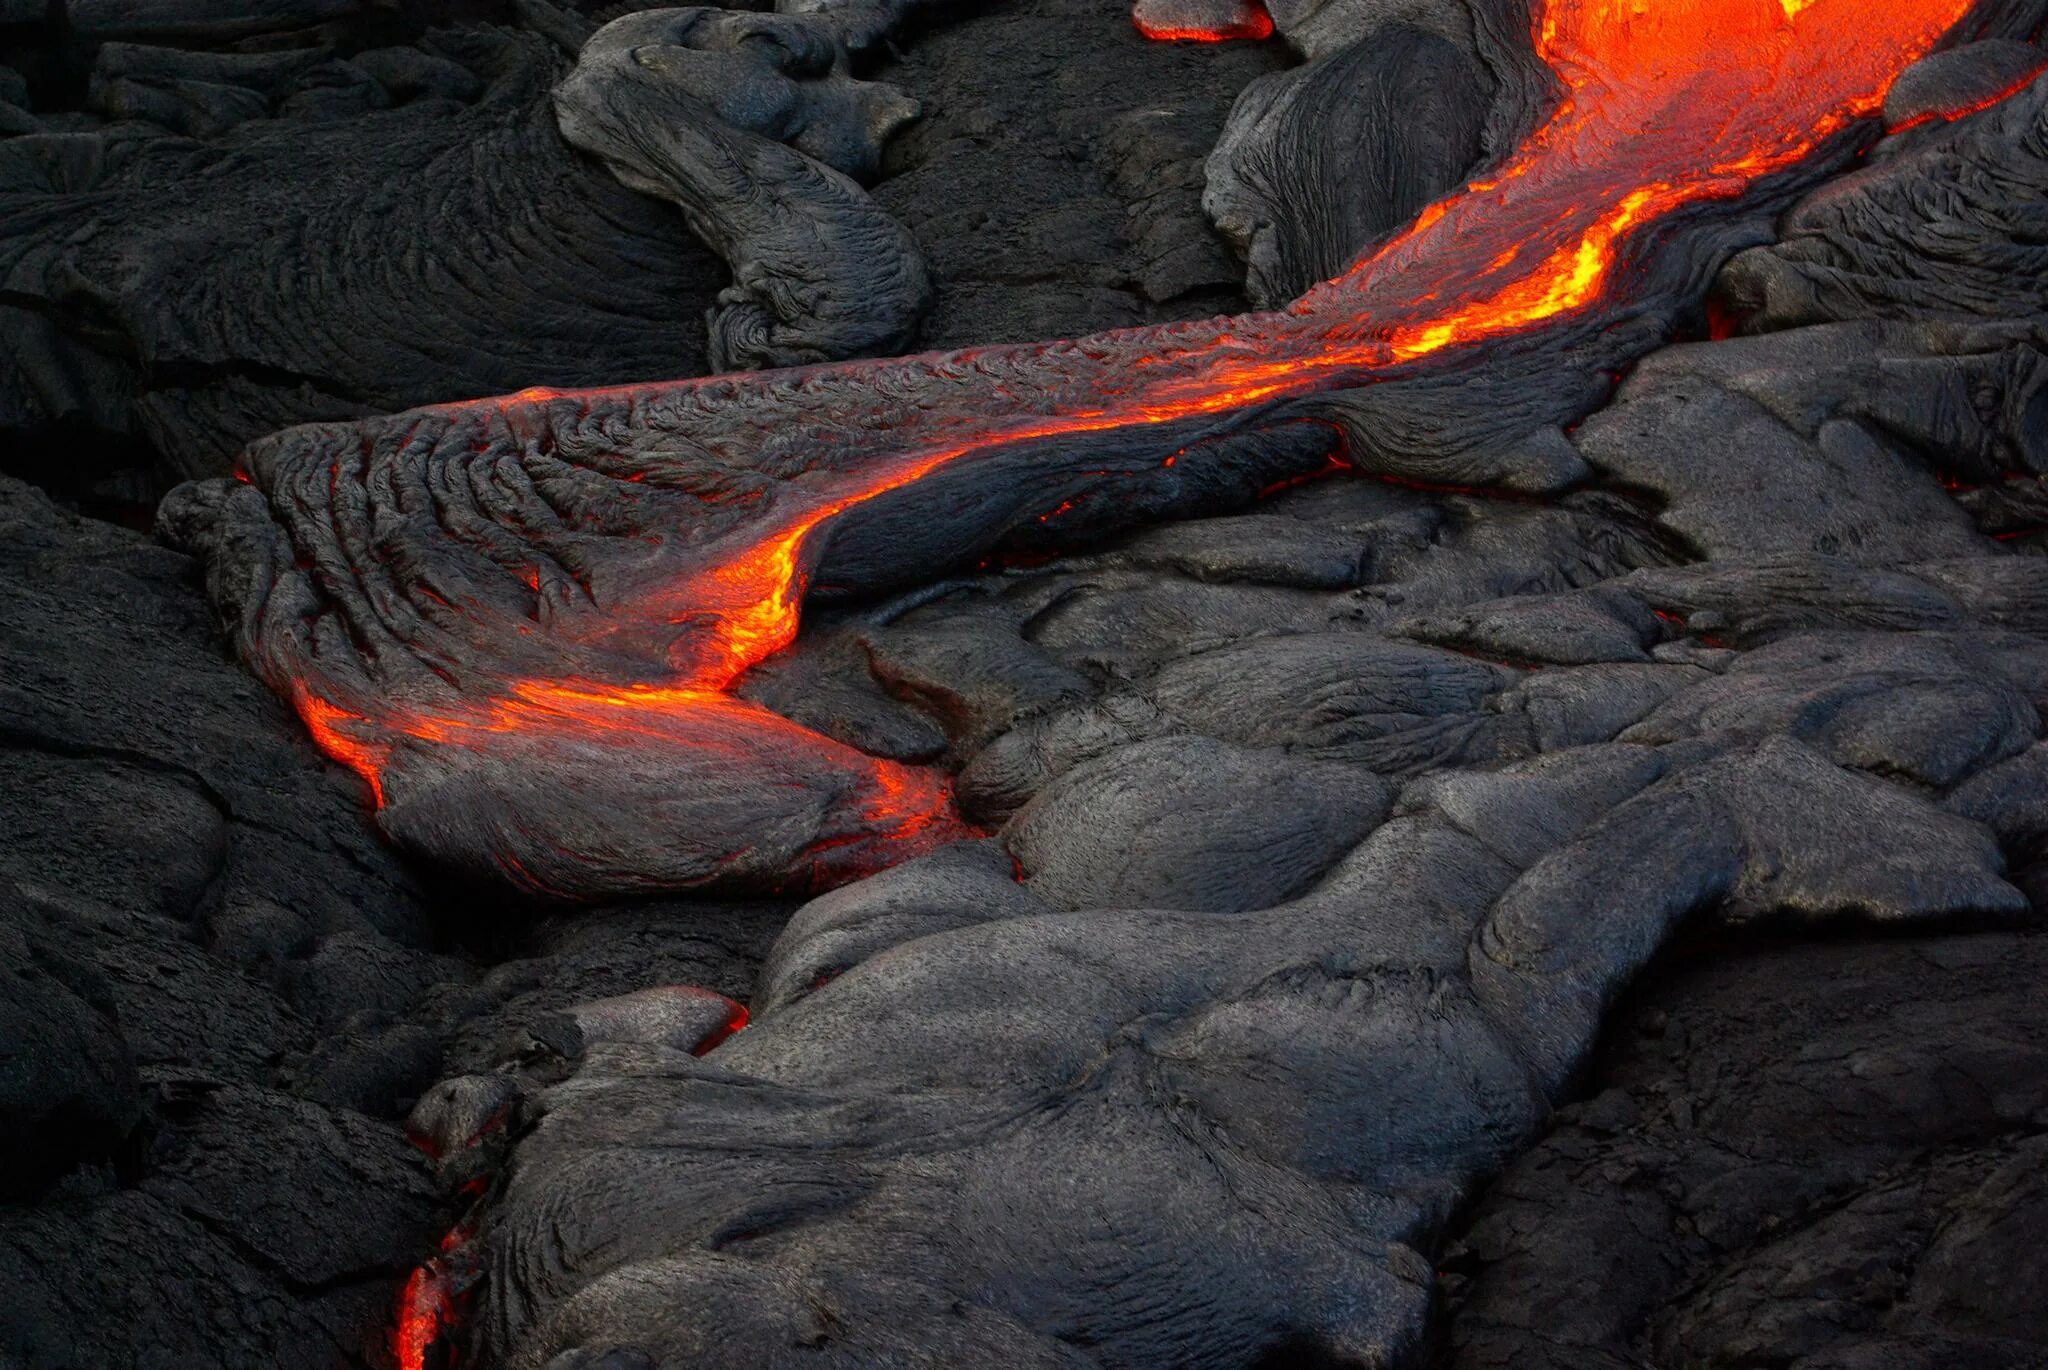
[[258, 0, 1992, 897]]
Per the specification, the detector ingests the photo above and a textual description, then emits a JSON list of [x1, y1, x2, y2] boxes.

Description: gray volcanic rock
[[1719, 48, 2048, 332], [1390, 585, 1661, 665], [1574, 320, 2032, 561], [1883, 36, 2048, 128], [0, 0, 970, 495], [459, 731, 2030, 1368], [0, 9, 1300, 1351], [1441, 931, 2048, 1370], [0, 899, 141, 1201], [0, 27, 728, 483], [0, 475, 786, 1364], [1619, 630, 2041, 789], [7, 4, 2048, 1370], [1004, 733, 1392, 911], [859, 609, 1095, 752], [389, 36, 2048, 1369], [1205, 23, 1490, 305], [66, 0, 367, 41], [1146, 630, 1524, 765], [754, 837, 1055, 1011], [0, 476, 443, 1364], [553, 8, 932, 370], [1084, 511, 1376, 587], [866, 0, 1285, 344]]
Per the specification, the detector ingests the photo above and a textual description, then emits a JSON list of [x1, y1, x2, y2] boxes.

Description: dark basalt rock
[[1146, 630, 1528, 770], [457, 732, 2029, 1367], [1004, 732, 1392, 911], [405, 38, 2048, 1368], [5, 2, 2048, 1368], [0, 476, 445, 1362], [859, 609, 1096, 752], [1718, 55, 2048, 332], [754, 837, 1055, 1012], [0, 27, 728, 485], [1441, 931, 2048, 1370], [1575, 319, 2041, 561], [0, 897, 141, 1202], [552, 8, 932, 371], [1390, 585, 1662, 665], [862, 0, 1282, 345], [1205, 23, 1491, 305], [0, 16, 1293, 1354], [65, 0, 369, 42], [0, 474, 786, 1365], [0, 1, 951, 496], [1083, 511, 1376, 588]]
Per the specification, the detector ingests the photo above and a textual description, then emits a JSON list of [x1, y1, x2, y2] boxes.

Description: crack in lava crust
[[167, 0, 1994, 898]]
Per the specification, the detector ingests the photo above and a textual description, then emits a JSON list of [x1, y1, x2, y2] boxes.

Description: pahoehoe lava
[[165, 0, 2010, 903], [6, 0, 2048, 1365]]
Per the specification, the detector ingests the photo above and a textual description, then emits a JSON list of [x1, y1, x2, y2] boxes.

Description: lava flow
[[277, 0, 2000, 896], [1131, 0, 1275, 42]]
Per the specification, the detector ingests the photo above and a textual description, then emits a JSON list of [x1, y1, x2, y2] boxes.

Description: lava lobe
[[163, 0, 2000, 898]]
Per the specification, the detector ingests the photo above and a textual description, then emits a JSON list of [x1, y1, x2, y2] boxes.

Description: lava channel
[[203, 0, 2012, 899]]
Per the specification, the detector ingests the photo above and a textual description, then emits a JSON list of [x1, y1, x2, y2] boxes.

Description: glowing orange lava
[[1133, 0, 1275, 42], [692, 995, 751, 1054], [395, 1261, 460, 1370], [291, 0, 2003, 884]]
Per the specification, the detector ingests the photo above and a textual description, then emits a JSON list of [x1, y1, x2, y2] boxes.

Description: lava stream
[[291, 0, 1991, 891]]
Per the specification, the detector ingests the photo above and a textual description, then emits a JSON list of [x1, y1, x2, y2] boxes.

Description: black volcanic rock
[[0, 476, 445, 1362], [1005, 732, 1392, 910], [368, 37, 2048, 1367], [1441, 930, 2048, 1370], [0, 475, 783, 1365], [1206, 22, 1491, 305], [4, 2, 2048, 1369], [0, 27, 726, 486]]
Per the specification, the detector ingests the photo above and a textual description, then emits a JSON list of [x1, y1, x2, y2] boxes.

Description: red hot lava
[[1132, 0, 1276, 42], [395, 1237, 470, 1370], [291, 0, 1995, 898]]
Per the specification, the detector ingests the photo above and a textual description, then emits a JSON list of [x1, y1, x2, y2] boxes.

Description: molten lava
[[1132, 0, 1275, 42], [288, 0, 2000, 893], [395, 1259, 464, 1370], [692, 994, 751, 1054]]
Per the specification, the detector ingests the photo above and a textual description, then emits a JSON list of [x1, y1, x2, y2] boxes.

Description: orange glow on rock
[[297, 692, 389, 809], [1887, 55, 2048, 131], [289, 0, 2001, 886], [1133, 0, 1274, 42], [693, 996, 750, 1055], [394, 1261, 457, 1370]]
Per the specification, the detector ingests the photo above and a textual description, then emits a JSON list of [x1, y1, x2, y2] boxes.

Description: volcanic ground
[[3, 0, 2047, 1366]]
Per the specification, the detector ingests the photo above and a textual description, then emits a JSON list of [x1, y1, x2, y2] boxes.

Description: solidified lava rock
[[0, 476, 443, 1363], [0, 2, 1283, 1364], [0, 23, 728, 487], [551, 8, 933, 371], [1440, 931, 2048, 1370], [5, 1, 2048, 1368], [0, 475, 793, 1366], [344, 14, 2048, 1365], [0, 2, 944, 493]]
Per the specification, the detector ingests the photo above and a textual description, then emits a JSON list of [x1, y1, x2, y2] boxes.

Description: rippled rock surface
[[172, 4, 2045, 1365], [4, 0, 2048, 1366]]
